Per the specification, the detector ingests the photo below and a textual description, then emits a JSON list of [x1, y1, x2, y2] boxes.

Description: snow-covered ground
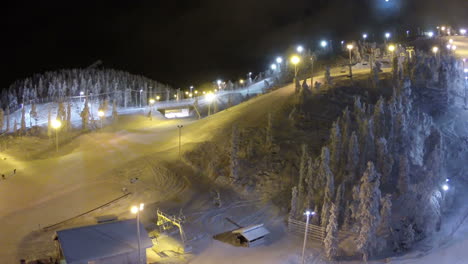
[[1, 39, 468, 263]]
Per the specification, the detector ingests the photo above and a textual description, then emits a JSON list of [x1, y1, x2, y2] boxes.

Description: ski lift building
[[232, 224, 270, 247]]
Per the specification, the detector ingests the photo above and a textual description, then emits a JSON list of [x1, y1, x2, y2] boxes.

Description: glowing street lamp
[[185, 91, 189, 95], [206, 92, 216, 116], [271, 64, 277, 70], [149, 98, 155, 105], [131, 203, 145, 264], [320, 40, 327, 48], [432, 46, 439, 54], [461, 29, 467, 35], [362, 33, 368, 40], [276, 57, 283, 64], [427, 31, 434, 38], [385, 32, 391, 44], [301, 210, 316, 264], [296, 45, 304, 53], [156, 95, 161, 101], [98, 110, 105, 129], [51, 119, 61, 152], [388, 44, 396, 58], [290, 55, 301, 79], [442, 184, 449, 191], [347, 44, 354, 78]]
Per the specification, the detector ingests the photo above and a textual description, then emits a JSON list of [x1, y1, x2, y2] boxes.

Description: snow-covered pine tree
[[112, 101, 118, 122], [378, 194, 392, 236], [373, 97, 385, 140], [290, 186, 298, 219], [329, 121, 342, 176], [346, 131, 360, 183], [13, 119, 18, 134], [335, 183, 345, 225], [80, 99, 90, 130], [376, 138, 394, 186], [0, 108, 3, 131], [324, 202, 339, 260], [230, 125, 239, 182], [320, 147, 335, 228], [20, 106, 26, 134], [6, 107, 10, 132], [298, 144, 308, 205], [57, 102, 66, 122], [398, 154, 409, 194], [356, 162, 382, 262], [30, 103, 38, 126], [47, 109, 52, 138], [66, 102, 72, 130]]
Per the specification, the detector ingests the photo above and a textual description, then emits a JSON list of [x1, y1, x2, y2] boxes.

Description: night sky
[[2, 0, 467, 89]]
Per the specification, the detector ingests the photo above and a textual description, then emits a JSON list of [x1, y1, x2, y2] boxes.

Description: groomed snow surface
[[1, 54, 468, 263]]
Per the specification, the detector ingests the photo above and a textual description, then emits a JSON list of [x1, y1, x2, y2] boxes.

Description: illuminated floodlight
[[98, 110, 104, 117], [388, 45, 395, 52], [447, 44, 452, 49], [341, 40, 345, 45], [427, 31, 434, 38], [449, 39, 454, 44], [239, 79, 244, 84], [464, 68, 468, 73], [304, 210, 316, 216], [385, 32, 391, 39], [51, 119, 62, 129], [185, 91, 189, 95], [363, 34, 368, 39], [446, 178, 450, 182], [296, 45, 304, 53], [206, 92, 216, 102], [79, 91, 84, 96], [290, 55, 300, 65], [149, 99, 155, 104], [347, 44, 354, 50], [271, 64, 277, 70], [432, 46, 439, 53], [156, 96, 161, 100], [441, 26, 446, 31], [461, 29, 467, 35], [276, 57, 283, 64], [320, 40, 327, 48], [452, 45, 457, 51], [442, 184, 449, 191]]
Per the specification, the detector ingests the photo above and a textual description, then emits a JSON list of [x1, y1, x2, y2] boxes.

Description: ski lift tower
[[156, 209, 187, 245]]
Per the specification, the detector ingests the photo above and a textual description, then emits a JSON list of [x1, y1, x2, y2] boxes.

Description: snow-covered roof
[[57, 219, 152, 264], [232, 224, 270, 241]]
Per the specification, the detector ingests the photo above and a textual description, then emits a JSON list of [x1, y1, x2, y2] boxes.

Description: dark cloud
[[1, 0, 467, 89]]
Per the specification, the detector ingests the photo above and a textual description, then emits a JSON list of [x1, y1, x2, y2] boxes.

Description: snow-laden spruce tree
[[0, 108, 3, 131], [329, 121, 341, 176], [320, 147, 335, 228], [346, 131, 360, 182], [6, 107, 10, 132], [298, 144, 309, 205], [376, 138, 393, 186], [57, 102, 66, 122], [230, 125, 239, 182], [373, 97, 386, 140], [47, 109, 52, 138], [324, 202, 339, 260], [398, 154, 409, 194], [290, 186, 298, 219], [378, 194, 392, 236], [335, 183, 345, 225], [66, 102, 72, 130], [324, 66, 333, 87], [20, 107, 26, 134], [80, 99, 90, 130], [13, 119, 18, 134], [112, 101, 118, 122], [356, 161, 382, 262], [30, 103, 38, 126]]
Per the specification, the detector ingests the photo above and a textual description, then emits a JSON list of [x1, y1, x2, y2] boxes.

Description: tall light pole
[[177, 125, 183, 159], [139, 89, 143, 108], [301, 210, 315, 264], [51, 119, 61, 152], [347, 44, 354, 78], [206, 92, 216, 116], [131, 203, 145, 264], [432, 46, 439, 61], [290, 55, 301, 82], [388, 44, 396, 59], [98, 110, 104, 129], [385, 32, 391, 45]]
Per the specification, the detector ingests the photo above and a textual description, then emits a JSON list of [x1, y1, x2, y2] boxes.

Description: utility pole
[[301, 210, 315, 264], [177, 125, 183, 159]]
